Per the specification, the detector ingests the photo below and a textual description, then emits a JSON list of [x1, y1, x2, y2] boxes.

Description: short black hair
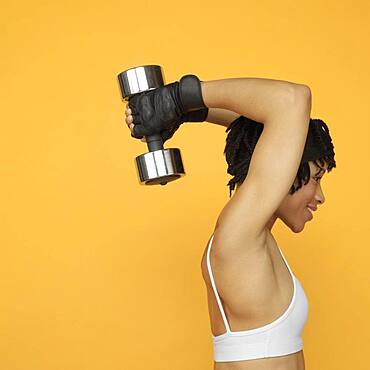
[[224, 116, 337, 198]]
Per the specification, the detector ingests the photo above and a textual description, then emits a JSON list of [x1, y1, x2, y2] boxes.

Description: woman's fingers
[[125, 106, 134, 130], [126, 115, 133, 125], [125, 107, 141, 126], [125, 106, 146, 142]]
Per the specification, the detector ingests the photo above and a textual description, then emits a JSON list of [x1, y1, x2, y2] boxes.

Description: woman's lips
[[307, 205, 317, 211], [306, 207, 314, 219]]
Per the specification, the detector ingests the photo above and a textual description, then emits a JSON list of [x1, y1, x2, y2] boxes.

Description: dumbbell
[[117, 65, 185, 186]]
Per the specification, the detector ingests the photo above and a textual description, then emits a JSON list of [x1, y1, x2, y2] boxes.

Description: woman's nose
[[315, 184, 325, 205]]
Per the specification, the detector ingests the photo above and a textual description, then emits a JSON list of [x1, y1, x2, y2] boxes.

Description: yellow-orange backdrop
[[1, 1, 369, 369]]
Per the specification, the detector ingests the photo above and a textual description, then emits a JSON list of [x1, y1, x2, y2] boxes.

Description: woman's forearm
[[200, 78, 307, 126], [205, 108, 241, 128]]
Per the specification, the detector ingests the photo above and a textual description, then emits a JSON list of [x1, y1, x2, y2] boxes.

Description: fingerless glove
[[128, 74, 207, 141]]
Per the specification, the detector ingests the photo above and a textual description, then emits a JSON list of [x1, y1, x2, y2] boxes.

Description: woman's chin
[[292, 224, 305, 233], [286, 220, 306, 233], [283, 210, 312, 233]]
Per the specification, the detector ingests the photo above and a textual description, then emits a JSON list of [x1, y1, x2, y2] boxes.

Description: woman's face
[[276, 161, 328, 233]]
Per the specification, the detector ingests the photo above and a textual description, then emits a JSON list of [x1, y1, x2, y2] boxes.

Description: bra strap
[[206, 234, 231, 333], [277, 244, 295, 278]]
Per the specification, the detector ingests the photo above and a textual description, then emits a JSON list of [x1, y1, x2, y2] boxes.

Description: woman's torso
[[200, 231, 305, 370]]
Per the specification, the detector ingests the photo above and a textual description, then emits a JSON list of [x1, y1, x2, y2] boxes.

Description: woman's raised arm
[[200, 77, 311, 252], [201, 77, 307, 126]]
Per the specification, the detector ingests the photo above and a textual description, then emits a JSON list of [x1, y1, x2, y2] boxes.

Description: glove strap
[[183, 108, 209, 123], [178, 75, 207, 112]]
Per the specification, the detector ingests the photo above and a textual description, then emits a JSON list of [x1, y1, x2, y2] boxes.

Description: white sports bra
[[206, 234, 309, 362]]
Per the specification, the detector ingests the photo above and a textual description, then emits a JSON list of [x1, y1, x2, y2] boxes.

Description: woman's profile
[[125, 76, 336, 370]]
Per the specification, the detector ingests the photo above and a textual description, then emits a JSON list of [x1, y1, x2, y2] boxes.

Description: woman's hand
[[124, 101, 182, 144], [124, 75, 207, 144], [124, 101, 209, 144]]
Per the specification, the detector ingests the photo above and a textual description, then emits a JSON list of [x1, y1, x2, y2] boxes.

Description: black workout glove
[[128, 75, 208, 143]]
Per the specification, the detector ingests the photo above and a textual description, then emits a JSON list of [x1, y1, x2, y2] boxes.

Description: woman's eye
[[314, 177, 321, 183]]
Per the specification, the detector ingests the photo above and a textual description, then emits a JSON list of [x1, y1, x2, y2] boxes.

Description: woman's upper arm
[[215, 87, 312, 251]]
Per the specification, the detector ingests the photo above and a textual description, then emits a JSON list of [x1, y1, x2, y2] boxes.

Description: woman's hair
[[224, 116, 337, 198]]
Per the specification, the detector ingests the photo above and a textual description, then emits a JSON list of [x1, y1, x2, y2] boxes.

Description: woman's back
[[200, 229, 308, 369]]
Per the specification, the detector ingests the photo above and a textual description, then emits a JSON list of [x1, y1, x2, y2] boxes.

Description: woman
[[125, 76, 336, 369]]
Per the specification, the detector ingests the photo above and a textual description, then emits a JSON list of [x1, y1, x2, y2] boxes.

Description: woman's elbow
[[295, 84, 312, 102]]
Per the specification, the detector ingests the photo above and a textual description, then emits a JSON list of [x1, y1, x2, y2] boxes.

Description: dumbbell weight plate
[[117, 65, 165, 100], [135, 148, 185, 185]]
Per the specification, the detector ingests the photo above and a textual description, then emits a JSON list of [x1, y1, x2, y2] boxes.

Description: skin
[[258, 160, 328, 233]]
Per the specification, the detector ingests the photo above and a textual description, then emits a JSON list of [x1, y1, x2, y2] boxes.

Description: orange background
[[1, 1, 369, 369]]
